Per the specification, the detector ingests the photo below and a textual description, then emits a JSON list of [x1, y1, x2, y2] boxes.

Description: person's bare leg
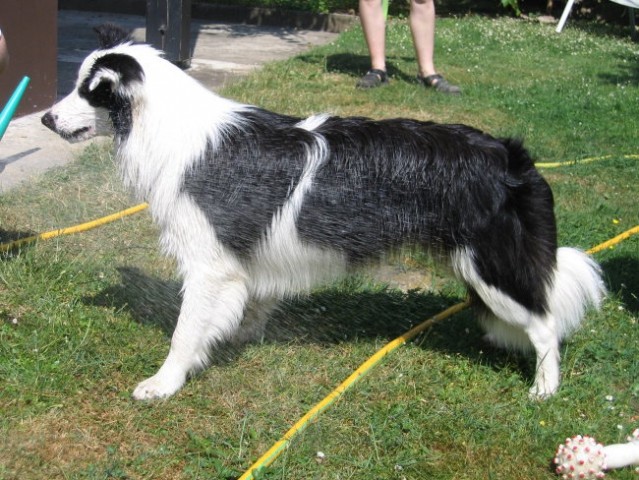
[[359, 0, 387, 72], [409, 0, 436, 78], [410, 0, 460, 93]]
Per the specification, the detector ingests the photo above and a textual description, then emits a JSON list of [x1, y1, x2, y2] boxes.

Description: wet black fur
[[184, 107, 557, 315]]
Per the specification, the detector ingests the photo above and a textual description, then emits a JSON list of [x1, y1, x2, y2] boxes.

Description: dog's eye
[[79, 78, 115, 108]]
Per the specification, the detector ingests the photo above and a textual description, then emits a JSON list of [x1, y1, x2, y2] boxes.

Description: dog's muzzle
[[41, 111, 91, 141], [41, 111, 57, 132]]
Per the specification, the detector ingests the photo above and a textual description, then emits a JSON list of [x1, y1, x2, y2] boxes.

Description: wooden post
[[146, 0, 192, 68]]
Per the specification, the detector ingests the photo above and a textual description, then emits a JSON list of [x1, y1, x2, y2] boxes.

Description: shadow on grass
[[307, 52, 421, 84], [84, 266, 533, 382], [567, 18, 639, 42], [0, 228, 37, 259], [86, 266, 182, 335], [600, 255, 639, 313], [597, 52, 639, 86]]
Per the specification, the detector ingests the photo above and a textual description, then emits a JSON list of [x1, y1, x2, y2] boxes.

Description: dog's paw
[[528, 381, 557, 401], [529, 362, 560, 400], [132, 373, 185, 401]]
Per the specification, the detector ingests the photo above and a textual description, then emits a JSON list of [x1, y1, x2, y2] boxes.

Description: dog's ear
[[94, 23, 133, 49], [88, 67, 122, 93], [85, 53, 144, 97]]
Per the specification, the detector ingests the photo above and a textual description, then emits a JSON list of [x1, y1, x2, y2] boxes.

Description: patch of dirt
[[368, 263, 435, 292]]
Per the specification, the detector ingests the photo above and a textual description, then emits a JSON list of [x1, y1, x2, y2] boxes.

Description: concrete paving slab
[[0, 9, 339, 192]]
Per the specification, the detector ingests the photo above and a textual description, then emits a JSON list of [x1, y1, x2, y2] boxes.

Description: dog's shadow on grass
[[0, 228, 38, 259], [84, 266, 532, 380], [600, 256, 639, 314], [86, 266, 183, 335]]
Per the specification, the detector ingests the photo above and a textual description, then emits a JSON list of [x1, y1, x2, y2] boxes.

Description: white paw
[[132, 372, 185, 401], [528, 381, 557, 401]]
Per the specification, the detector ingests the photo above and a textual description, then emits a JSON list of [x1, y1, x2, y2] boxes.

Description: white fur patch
[[451, 247, 534, 332], [296, 114, 330, 131], [88, 68, 121, 92], [250, 135, 347, 298]]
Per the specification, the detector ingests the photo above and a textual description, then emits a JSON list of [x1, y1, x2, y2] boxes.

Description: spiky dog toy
[[554, 429, 639, 479]]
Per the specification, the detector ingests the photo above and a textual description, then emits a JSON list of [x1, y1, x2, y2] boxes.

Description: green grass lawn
[[1, 15, 638, 480]]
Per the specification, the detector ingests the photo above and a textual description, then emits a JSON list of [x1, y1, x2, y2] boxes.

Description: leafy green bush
[[501, 0, 521, 15], [199, 0, 619, 18], [201, 0, 361, 14]]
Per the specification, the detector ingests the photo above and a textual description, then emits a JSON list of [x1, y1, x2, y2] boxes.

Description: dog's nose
[[41, 111, 56, 131]]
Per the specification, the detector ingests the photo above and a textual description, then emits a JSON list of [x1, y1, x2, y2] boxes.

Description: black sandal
[[418, 74, 461, 95], [356, 69, 388, 89]]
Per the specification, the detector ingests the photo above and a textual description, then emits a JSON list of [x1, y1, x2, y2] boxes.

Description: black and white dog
[[42, 25, 605, 401]]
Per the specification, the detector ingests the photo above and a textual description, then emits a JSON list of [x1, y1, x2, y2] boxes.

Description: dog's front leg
[[132, 272, 249, 400]]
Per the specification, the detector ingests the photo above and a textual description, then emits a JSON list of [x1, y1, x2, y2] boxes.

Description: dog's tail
[[502, 139, 606, 339], [456, 138, 606, 351], [452, 138, 606, 397], [548, 247, 606, 340]]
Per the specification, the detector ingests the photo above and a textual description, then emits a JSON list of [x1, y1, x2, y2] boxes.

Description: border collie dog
[[42, 25, 605, 401]]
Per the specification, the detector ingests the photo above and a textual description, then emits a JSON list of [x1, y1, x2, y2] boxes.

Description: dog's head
[[42, 24, 145, 142]]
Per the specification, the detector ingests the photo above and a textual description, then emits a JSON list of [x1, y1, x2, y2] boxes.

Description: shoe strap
[[367, 68, 387, 81]]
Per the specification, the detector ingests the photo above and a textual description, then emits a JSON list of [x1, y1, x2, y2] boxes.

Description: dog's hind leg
[[453, 244, 603, 399], [232, 298, 278, 345], [132, 272, 249, 400], [451, 246, 563, 399], [477, 308, 562, 398], [484, 315, 562, 399]]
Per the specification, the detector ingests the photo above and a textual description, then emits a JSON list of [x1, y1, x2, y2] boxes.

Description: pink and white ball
[[555, 435, 606, 479], [555, 429, 639, 479]]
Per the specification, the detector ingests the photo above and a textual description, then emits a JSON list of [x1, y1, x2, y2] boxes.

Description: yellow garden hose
[[0, 202, 149, 253], [237, 226, 638, 479], [587, 225, 639, 255], [536, 153, 639, 169], [0, 152, 635, 479], [237, 300, 471, 480]]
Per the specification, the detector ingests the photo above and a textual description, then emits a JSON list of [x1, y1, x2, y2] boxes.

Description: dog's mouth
[[60, 126, 93, 143], [41, 112, 95, 143]]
